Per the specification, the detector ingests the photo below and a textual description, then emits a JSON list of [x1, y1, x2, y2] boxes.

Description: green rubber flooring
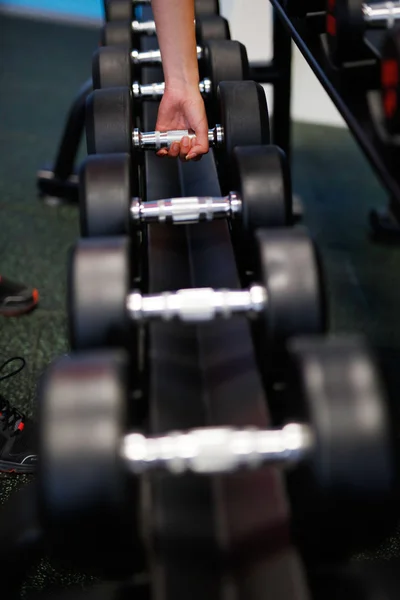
[[1, 10, 400, 597]]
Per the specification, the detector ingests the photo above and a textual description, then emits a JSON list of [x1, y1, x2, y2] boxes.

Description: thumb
[[187, 122, 209, 159]]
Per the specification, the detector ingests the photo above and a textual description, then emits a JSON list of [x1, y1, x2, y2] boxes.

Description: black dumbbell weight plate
[[104, 0, 220, 22], [204, 40, 249, 84], [68, 237, 132, 349], [201, 40, 250, 123], [293, 337, 393, 498], [216, 80, 270, 192], [38, 350, 139, 577], [326, 0, 365, 65], [202, 39, 249, 107], [256, 227, 326, 351], [195, 15, 230, 41], [86, 87, 133, 155], [218, 80, 270, 152], [381, 27, 400, 135], [102, 15, 228, 47], [93, 39, 249, 92], [80, 154, 133, 237], [93, 46, 133, 90], [287, 336, 395, 558], [101, 20, 133, 47], [233, 145, 292, 232], [195, 0, 220, 15], [105, 0, 133, 22]]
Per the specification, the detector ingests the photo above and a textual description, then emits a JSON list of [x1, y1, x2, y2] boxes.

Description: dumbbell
[[105, 0, 220, 22], [102, 14, 230, 48], [92, 41, 249, 125], [326, 0, 400, 65], [94, 40, 241, 81], [79, 146, 292, 239], [68, 228, 325, 362], [381, 25, 400, 134], [106, 44, 202, 69], [38, 336, 394, 575], [85, 81, 270, 186], [92, 40, 249, 92]]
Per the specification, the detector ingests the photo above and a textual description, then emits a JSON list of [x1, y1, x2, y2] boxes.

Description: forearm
[[152, 0, 199, 89]]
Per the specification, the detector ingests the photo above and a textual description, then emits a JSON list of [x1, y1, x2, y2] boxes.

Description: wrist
[[164, 77, 200, 94]]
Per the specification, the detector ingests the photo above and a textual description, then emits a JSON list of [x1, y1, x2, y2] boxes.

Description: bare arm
[[152, 0, 209, 160], [152, 0, 199, 89]]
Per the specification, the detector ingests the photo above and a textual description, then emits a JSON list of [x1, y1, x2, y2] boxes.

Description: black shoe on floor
[[0, 397, 37, 473], [0, 275, 39, 317]]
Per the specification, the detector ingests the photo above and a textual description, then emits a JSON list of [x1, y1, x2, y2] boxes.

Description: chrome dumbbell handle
[[199, 77, 212, 95], [132, 19, 157, 35], [362, 1, 400, 26], [122, 424, 313, 475], [131, 81, 165, 98], [131, 46, 203, 65], [132, 125, 224, 150], [130, 192, 242, 225], [126, 285, 267, 323], [131, 48, 163, 65], [132, 78, 212, 99]]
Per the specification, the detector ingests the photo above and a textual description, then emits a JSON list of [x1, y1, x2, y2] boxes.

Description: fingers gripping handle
[[132, 126, 224, 150]]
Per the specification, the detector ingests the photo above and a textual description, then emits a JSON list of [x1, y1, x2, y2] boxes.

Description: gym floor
[[1, 11, 400, 597]]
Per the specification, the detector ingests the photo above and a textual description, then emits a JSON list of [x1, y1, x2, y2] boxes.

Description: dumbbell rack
[[19, 7, 307, 600], [28, 5, 397, 599], [138, 19, 307, 600], [270, 1, 400, 237], [35, 5, 293, 205]]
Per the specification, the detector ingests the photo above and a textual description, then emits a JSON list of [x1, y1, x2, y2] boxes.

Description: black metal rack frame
[[271, 1, 400, 233]]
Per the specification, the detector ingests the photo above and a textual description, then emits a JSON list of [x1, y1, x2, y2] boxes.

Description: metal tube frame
[[272, 5, 293, 161], [36, 78, 92, 203], [271, 0, 400, 239]]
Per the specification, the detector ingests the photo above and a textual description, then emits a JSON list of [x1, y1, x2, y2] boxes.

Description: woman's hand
[[151, 0, 206, 161], [155, 85, 209, 161]]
